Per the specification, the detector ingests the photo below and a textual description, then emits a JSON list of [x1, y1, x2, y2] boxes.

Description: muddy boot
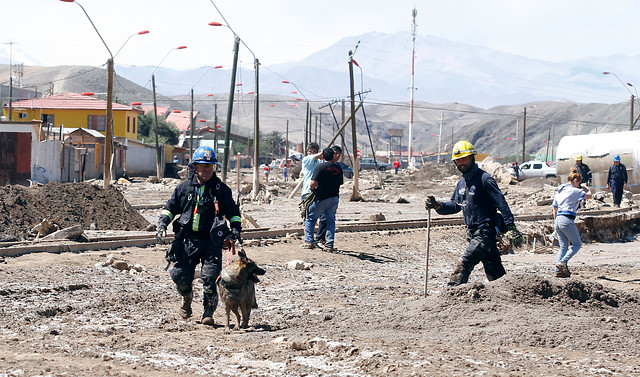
[[201, 292, 218, 326], [448, 260, 471, 286], [179, 292, 193, 319], [555, 262, 571, 278]]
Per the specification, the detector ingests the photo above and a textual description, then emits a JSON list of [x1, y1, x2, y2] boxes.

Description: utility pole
[[314, 115, 318, 143], [349, 50, 362, 201], [252, 58, 260, 200], [437, 112, 443, 163], [190, 89, 194, 157], [521, 107, 527, 164], [408, 8, 417, 168], [341, 99, 346, 153], [105, 58, 114, 187], [630, 95, 635, 131], [285, 119, 289, 168], [222, 37, 240, 182], [304, 102, 310, 149], [214, 103, 218, 154], [151, 74, 162, 181]]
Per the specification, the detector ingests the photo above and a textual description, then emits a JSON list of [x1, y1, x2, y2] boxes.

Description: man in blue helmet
[[424, 141, 523, 286], [156, 146, 242, 326], [607, 154, 628, 207]]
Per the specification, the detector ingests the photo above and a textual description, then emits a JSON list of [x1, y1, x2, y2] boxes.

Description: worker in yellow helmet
[[574, 155, 592, 185], [425, 141, 523, 286]]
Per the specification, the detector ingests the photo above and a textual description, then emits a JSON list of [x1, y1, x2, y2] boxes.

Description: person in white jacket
[[552, 167, 592, 278]]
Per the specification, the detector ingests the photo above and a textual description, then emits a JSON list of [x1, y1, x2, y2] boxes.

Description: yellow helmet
[[451, 140, 477, 161], [575, 155, 582, 161]]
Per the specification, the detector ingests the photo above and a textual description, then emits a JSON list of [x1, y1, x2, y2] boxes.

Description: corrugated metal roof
[[10, 92, 135, 111]]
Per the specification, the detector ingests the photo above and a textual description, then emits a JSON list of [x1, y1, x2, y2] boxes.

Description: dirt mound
[[441, 273, 635, 308], [0, 183, 150, 241]]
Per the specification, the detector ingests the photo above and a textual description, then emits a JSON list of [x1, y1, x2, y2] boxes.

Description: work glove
[[156, 225, 167, 244], [505, 224, 523, 248], [424, 196, 441, 210], [224, 228, 241, 244]]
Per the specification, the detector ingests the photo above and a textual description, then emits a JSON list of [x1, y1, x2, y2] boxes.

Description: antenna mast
[[408, 8, 417, 167]]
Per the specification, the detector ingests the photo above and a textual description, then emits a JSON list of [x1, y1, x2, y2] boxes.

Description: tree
[[260, 130, 285, 159], [137, 113, 180, 146]]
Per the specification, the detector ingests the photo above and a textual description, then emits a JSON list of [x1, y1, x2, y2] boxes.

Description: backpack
[[299, 191, 317, 219]]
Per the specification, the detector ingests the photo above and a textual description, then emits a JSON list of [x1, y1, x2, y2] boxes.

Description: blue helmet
[[192, 146, 217, 164], [613, 154, 621, 162]]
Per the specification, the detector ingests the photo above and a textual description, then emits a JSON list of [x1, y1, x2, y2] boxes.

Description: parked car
[[514, 160, 557, 181], [359, 158, 392, 171], [338, 161, 354, 179]]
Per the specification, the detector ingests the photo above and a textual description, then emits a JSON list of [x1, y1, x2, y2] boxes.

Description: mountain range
[[1, 32, 639, 160]]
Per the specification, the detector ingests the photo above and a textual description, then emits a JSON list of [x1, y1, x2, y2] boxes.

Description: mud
[[0, 182, 150, 241], [1, 164, 640, 376]]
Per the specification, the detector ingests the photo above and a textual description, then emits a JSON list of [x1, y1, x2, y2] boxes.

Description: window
[[87, 115, 105, 131], [533, 164, 542, 169], [19, 113, 28, 119], [127, 117, 130, 133], [133, 117, 136, 133]]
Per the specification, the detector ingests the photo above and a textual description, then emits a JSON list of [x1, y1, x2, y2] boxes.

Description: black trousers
[[449, 224, 506, 286], [170, 235, 223, 315]]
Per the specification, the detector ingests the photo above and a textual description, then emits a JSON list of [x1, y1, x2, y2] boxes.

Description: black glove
[[224, 228, 241, 243], [424, 196, 441, 210], [156, 225, 167, 244], [506, 224, 523, 247]]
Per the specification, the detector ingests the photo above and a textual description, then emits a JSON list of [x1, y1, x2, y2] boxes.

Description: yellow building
[[4, 92, 143, 140]]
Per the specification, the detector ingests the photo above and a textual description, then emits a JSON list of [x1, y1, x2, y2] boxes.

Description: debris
[[370, 213, 386, 221], [42, 224, 84, 241], [286, 260, 313, 270]]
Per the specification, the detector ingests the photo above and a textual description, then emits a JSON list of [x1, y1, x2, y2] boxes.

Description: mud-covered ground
[[1, 163, 640, 376]]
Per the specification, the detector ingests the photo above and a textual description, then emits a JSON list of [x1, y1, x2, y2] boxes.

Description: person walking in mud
[[552, 167, 591, 278], [156, 146, 242, 326], [424, 140, 523, 286]]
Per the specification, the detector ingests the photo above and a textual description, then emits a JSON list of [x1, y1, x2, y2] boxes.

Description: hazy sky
[[2, 0, 639, 70]]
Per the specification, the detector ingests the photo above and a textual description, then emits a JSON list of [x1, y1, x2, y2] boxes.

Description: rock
[[42, 224, 84, 240], [370, 213, 386, 221], [286, 260, 313, 270], [132, 264, 145, 272], [396, 197, 409, 204], [111, 260, 129, 271]]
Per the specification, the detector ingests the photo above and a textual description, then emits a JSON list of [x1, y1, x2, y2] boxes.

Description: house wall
[[126, 141, 162, 177], [6, 108, 138, 140]]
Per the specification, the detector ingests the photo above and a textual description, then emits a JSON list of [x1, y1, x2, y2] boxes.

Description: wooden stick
[[424, 208, 431, 297]]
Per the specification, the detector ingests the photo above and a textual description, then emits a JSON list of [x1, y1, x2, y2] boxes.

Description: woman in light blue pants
[[552, 167, 592, 278]]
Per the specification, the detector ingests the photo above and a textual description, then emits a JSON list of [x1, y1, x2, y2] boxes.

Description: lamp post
[[151, 46, 187, 180], [602, 71, 639, 130], [60, 0, 115, 188], [209, 21, 260, 196], [114, 30, 149, 58]]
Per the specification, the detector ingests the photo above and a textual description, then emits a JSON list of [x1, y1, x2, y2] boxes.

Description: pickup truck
[[513, 160, 557, 181], [359, 158, 392, 171]]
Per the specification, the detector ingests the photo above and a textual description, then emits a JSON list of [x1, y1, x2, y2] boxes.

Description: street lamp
[[60, 0, 114, 188], [208, 20, 260, 195], [114, 30, 149, 58], [151, 46, 187, 180], [190, 65, 223, 158], [603, 71, 639, 130]]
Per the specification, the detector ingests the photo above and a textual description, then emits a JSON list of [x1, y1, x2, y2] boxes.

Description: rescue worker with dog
[[424, 141, 523, 286], [156, 146, 242, 326]]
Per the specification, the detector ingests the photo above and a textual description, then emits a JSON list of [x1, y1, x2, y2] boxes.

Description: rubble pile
[[0, 182, 150, 242]]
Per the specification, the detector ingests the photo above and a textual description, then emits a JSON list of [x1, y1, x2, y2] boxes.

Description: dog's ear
[[238, 249, 248, 262]]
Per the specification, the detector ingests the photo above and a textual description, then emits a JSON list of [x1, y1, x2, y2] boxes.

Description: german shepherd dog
[[217, 249, 266, 333]]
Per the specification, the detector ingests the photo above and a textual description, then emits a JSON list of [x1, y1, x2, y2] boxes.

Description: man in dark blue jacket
[[607, 154, 628, 207], [156, 146, 241, 325], [425, 141, 523, 286]]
